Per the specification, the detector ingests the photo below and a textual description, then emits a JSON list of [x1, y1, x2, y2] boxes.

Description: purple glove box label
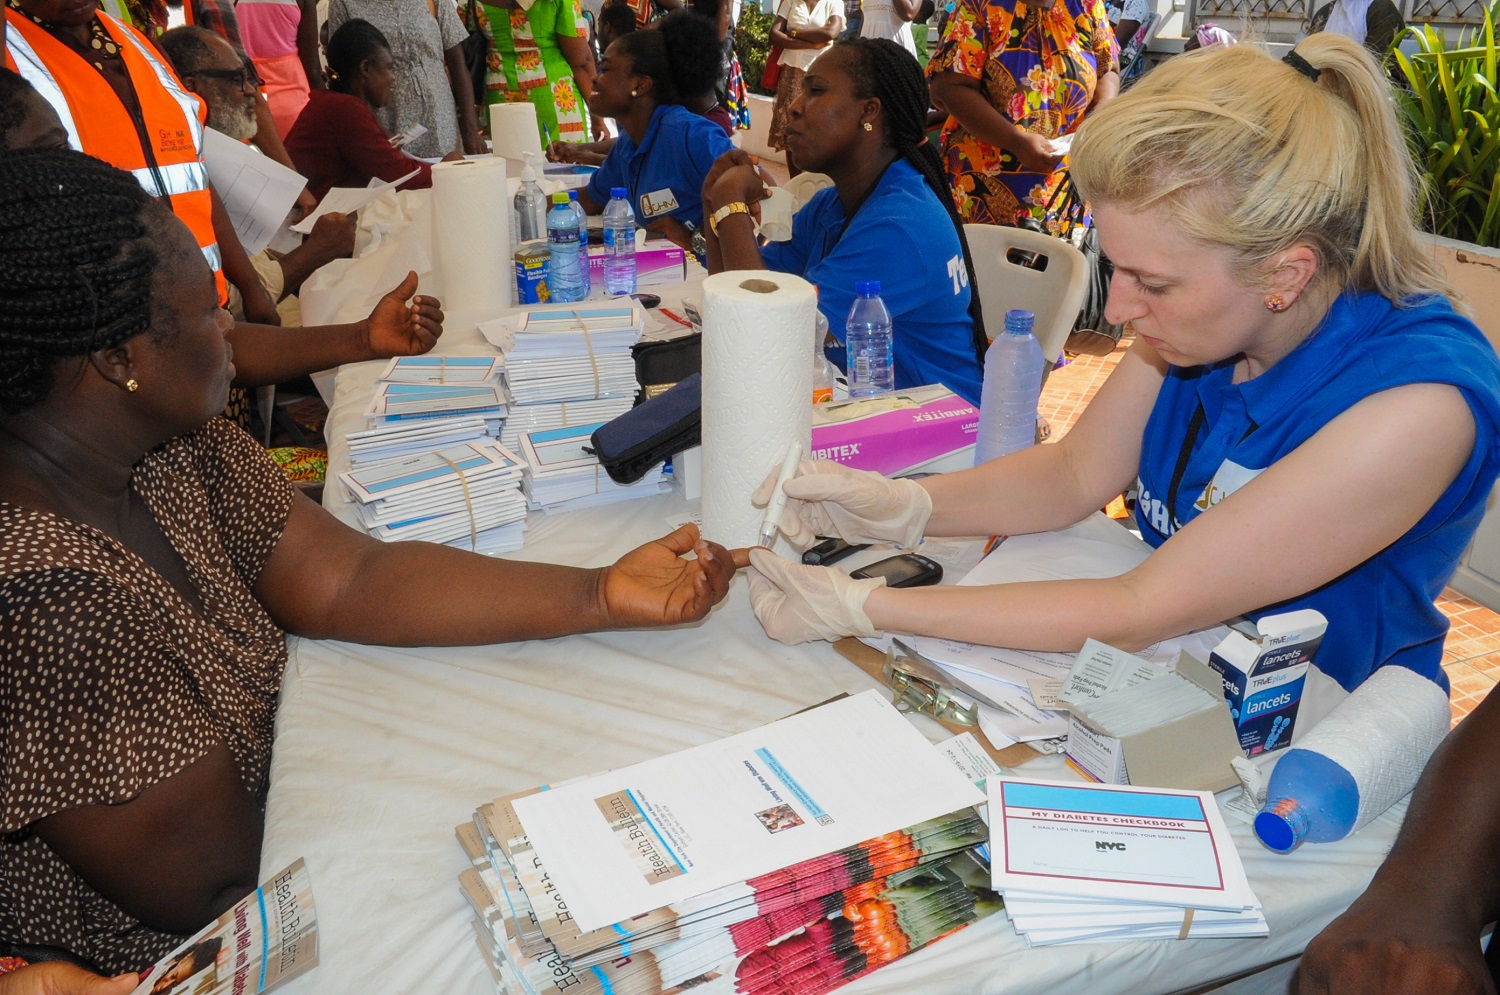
[[810, 390, 979, 477]]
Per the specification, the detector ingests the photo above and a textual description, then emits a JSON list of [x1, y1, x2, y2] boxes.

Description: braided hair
[[615, 10, 724, 106], [835, 37, 987, 360], [0, 148, 160, 414], [325, 19, 391, 94]]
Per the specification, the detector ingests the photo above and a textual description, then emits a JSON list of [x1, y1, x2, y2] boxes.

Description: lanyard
[[1163, 398, 1258, 534]]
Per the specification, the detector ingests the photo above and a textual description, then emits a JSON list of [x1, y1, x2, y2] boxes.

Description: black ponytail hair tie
[[1283, 49, 1321, 82]]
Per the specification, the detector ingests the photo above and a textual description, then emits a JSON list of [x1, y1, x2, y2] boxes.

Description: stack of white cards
[[518, 422, 666, 512], [337, 440, 529, 553], [362, 356, 508, 438], [479, 304, 642, 448], [988, 778, 1267, 946]]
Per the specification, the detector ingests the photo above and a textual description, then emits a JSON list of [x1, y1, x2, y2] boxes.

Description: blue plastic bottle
[[602, 186, 637, 295], [974, 309, 1046, 464], [1253, 748, 1361, 853], [568, 190, 591, 299], [845, 280, 894, 398], [546, 191, 584, 303]]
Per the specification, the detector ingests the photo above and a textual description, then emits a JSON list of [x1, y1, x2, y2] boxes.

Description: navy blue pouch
[[588, 372, 701, 484]]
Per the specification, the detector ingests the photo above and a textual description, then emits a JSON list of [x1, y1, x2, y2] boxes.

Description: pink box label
[[811, 394, 979, 476]]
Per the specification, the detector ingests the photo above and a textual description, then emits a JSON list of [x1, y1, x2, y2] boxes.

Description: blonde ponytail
[[1070, 34, 1453, 305]]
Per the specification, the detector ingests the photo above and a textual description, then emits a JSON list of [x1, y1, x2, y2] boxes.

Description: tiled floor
[[1041, 330, 1500, 726]]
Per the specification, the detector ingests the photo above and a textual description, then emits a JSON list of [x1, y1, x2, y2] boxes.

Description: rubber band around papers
[[437, 453, 480, 551], [569, 310, 603, 399], [1177, 908, 1195, 940]]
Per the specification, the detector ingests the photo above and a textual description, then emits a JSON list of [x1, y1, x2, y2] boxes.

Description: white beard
[[208, 103, 258, 142]]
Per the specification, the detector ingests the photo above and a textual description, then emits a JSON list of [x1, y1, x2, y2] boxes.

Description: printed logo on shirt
[[946, 254, 969, 295], [1135, 459, 1266, 538], [157, 126, 195, 156], [639, 188, 680, 219]]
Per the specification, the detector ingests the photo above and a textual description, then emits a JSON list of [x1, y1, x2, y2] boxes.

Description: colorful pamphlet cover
[[130, 859, 317, 995]]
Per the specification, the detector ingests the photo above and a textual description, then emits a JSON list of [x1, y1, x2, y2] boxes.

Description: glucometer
[[802, 537, 870, 566], [849, 553, 944, 589]]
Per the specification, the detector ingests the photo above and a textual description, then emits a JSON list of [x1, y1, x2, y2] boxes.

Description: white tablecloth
[[260, 308, 1403, 995]]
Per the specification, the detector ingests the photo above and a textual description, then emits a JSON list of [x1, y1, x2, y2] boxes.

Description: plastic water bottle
[[513, 151, 546, 243], [1253, 748, 1360, 853], [845, 280, 894, 398], [546, 191, 584, 303], [812, 310, 835, 404], [974, 309, 1046, 463], [568, 190, 591, 299], [603, 186, 637, 295]]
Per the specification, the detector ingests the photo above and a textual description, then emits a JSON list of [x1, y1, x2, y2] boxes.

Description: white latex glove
[[750, 460, 933, 550], [746, 548, 885, 644]]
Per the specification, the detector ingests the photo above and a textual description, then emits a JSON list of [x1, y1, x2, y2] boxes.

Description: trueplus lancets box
[[1206, 609, 1327, 757]]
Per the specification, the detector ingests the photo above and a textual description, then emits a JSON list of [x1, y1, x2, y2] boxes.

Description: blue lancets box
[[1207, 609, 1327, 757]]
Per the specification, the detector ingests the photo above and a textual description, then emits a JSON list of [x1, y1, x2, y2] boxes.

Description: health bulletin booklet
[[510, 689, 987, 934], [130, 860, 317, 995]]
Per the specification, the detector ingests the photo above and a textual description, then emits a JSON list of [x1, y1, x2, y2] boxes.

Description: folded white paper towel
[[701, 271, 817, 550], [431, 157, 514, 318]]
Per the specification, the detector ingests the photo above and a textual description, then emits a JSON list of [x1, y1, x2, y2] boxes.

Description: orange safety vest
[[5, 6, 226, 300]]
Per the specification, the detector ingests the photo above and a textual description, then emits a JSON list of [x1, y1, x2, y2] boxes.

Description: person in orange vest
[[3, 0, 282, 325]]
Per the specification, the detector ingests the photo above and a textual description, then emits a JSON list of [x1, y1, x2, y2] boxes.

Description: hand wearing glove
[[746, 548, 885, 644], [751, 460, 933, 550]]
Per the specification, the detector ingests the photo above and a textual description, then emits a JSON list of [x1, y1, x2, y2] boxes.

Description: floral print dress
[[476, 0, 592, 143], [927, 0, 1116, 228]]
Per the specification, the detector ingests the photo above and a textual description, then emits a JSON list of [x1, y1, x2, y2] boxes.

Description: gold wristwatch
[[710, 201, 752, 236]]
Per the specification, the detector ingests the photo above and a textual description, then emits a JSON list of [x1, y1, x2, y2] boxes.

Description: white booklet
[[130, 859, 316, 995], [989, 778, 1257, 912], [378, 355, 503, 384], [511, 690, 985, 933]]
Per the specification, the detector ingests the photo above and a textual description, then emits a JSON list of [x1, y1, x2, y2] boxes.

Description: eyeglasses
[[191, 66, 260, 89]]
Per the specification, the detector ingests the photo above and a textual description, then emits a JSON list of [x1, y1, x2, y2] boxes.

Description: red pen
[[659, 308, 693, 328]]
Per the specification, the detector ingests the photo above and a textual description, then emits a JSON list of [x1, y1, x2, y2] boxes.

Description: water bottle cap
[[1253, 796, 1310, 853], [552, 191, 570, 204], [569, 190, 580, 200], [611, 187, 629, 198], [855, 280, 881, 296], [1005, 309, 1036, 334]]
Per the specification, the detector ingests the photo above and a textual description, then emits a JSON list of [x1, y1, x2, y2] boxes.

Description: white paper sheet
[[201, 128, 307, 256], [511, 690, 985, 933], [291, 169, 420, 233]]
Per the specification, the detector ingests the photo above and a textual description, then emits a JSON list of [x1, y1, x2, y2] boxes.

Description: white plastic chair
[[963, 223, 1089, 364]]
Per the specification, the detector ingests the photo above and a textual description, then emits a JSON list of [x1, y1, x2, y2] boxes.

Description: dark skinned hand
[[598, 523, 751, 628], [361, 270, 444, 358], [1013, 130, 1063, 175], [644, 214, 694, 252], [0, 964, 137, 995], [701, 149, 772, 219], [1293, 891, 1496, 995]]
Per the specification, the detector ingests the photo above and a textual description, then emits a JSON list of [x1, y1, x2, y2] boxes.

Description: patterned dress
[[927, 0, 1116, 228], [477, 0, 592, 144]]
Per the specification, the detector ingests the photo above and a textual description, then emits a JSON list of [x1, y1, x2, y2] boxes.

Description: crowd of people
[[4, 0, 1500, 991]]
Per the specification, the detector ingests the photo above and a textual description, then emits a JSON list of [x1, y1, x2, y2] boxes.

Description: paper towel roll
[[701, 271, 817, 550], [431, 157, 514, 318], [490, 102, 545, 164], [1296, 665, 1452, 831]]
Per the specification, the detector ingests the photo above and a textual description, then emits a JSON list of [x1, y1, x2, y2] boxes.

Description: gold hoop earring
[[1265, 294, 1287, 313], [126, 378, 139, 392], [862, 122, 873, 132]]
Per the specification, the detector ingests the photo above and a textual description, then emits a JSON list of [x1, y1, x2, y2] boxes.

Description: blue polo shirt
[[1135, 291, 1500, 693], [761, 158, 981, 406], [587, 104, 733, 231]]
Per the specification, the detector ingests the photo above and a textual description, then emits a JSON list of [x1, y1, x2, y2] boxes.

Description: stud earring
[[1264, 294, 1287, 313], [862, 122, 873, 132], [630, 89, 637, 96], [126, 378, 139, 392]]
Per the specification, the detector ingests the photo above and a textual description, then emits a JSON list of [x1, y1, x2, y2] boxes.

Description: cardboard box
[[810, 385, 978, 477], [584, 244, 686, 289], [1064, 654, 1243, 793], [1206, 609, 1326, 757]]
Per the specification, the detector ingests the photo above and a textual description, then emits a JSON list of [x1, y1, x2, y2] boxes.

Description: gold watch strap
[[710, 201, 752, 236]]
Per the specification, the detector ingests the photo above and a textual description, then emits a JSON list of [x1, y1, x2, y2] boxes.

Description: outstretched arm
[[227, 270, 441, 387], [1294, 687, 1500, 995]]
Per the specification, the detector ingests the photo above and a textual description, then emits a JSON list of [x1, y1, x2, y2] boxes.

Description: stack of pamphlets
[[454, 692, 1002, 995], [130, 860, 317, 995], [518, 422, 667, 512], [988, 778, 1267, 946], [353, 357, 507, 461], [337, 440, 529, 552], [479, 304, 642, 457]]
